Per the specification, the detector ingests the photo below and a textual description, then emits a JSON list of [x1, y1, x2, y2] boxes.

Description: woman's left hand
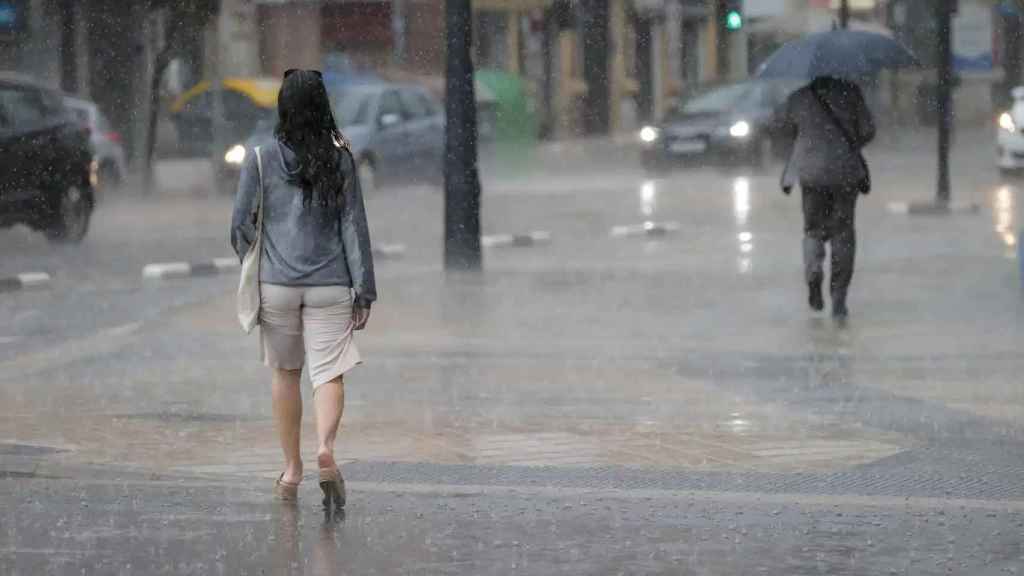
[[353, 305, 371, 330]]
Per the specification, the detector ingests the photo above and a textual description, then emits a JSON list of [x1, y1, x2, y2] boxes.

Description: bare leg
[[272, 368, 303, 484], [314, 377, 345, 469]]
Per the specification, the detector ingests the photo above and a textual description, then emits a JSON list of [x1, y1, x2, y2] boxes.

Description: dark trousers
[[801, 186, 858, 300]]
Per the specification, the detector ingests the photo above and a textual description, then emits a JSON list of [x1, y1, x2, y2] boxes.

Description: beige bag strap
[[254, 146, 264, 240]]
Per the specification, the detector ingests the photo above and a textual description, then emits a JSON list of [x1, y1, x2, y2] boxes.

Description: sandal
[[319, 466, 346, 510], [274, 473, 299, 502]]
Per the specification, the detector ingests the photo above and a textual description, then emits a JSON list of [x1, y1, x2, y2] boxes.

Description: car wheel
[[358, 157, 376, 192], [45, 185, 92, 244]]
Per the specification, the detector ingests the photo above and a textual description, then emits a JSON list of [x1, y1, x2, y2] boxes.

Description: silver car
[[63, 96, 127, 191], [223, 82, 445, 191], [333, 83, 445, 190]]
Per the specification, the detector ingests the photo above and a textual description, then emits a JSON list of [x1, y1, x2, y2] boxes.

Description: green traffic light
[[725, 10, 743, 31]]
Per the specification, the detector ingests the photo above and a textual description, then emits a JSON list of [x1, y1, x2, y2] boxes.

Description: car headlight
[[729, 120, 752, 139], [224, 144, 247, 166], [999, 112, 1016, 133], [639, 126, 660, 143]]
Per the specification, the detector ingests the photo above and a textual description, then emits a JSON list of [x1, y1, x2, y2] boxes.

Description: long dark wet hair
[[274, 69, 348, 209]]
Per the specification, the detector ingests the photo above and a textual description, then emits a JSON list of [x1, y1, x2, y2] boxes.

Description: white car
[[64, 96, 127, 191], [997, 87, 1024, 174]]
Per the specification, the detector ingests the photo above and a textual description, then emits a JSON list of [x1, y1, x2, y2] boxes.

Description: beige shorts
[[259, 284, 362, 389]]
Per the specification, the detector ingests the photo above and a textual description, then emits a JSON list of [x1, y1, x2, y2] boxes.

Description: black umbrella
[[757, 29, 919, 80]]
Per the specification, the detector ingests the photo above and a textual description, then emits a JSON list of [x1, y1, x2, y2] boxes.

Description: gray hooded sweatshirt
[[231, 140, 376, 309]]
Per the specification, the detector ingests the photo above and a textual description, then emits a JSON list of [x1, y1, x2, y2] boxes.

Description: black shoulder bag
[[811, 89, 871, 195]]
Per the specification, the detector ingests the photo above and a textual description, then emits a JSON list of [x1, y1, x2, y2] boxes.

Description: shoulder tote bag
[[237, 146, 264, 333], [811, 89, 871, 195]]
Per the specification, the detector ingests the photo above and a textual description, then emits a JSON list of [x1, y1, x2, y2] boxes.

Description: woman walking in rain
[[781, 76, 874, 319], [231, 69, 376, 509]]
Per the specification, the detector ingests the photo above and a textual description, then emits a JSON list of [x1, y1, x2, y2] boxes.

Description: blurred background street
[[3, 0, 1024, 573]]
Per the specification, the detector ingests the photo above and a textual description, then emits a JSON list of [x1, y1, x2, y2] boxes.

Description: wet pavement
[[4, 478, 1024, 575], [2, 127, 1024, 573]]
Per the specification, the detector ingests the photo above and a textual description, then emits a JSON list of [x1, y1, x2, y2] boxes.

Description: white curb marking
[[886, 202, 911, 215], [610, 221, 681, 238], [887, 201, 980, 215], [374, 243, 407, 258], [212, 257, 240, 271], [16, 272, 52, 288], [481, 231, 552, 248], [144, 244, 406, 281], [142, 262, 191, 279]]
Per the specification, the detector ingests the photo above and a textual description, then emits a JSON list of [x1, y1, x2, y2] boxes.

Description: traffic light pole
[[904, 0, 978, 215], [936, 0, 953, 205], [444, 0, 483, 271], [839, 0, 850, 28]]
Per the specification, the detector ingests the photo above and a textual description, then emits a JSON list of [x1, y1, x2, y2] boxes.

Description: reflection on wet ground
[[2, 160, 1021, 479], [993, 184, 1018, 257]]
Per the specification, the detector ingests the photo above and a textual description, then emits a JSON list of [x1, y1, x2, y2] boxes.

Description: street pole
[[444, 0, 482, 271], [1004, 3, 1022, 108], [59, 0, 78, 94], [839, 0, 850, 29], [936, 0, 953, 206]]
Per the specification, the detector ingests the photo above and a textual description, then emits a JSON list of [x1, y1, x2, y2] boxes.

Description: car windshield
[[678, 83, 758, 116]]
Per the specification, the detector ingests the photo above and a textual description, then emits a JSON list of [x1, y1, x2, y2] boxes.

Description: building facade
[[240, 0, 731, 137]]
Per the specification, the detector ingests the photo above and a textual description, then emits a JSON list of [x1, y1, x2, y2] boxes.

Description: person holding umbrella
[[759, 29, 918, 319], [779, 76, 874, 319]]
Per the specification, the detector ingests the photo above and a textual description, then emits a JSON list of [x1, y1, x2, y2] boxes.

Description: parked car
[[63, 96, 127, 191], [0, 73, 96, 243], [638, 78, 802, 172], [997, 86, 1024, 175], [221, 82, 444, 191]]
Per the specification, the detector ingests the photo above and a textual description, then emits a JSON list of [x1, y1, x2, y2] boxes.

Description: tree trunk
[[143, 10, 185, 196], [143, 49, 174, 195]]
